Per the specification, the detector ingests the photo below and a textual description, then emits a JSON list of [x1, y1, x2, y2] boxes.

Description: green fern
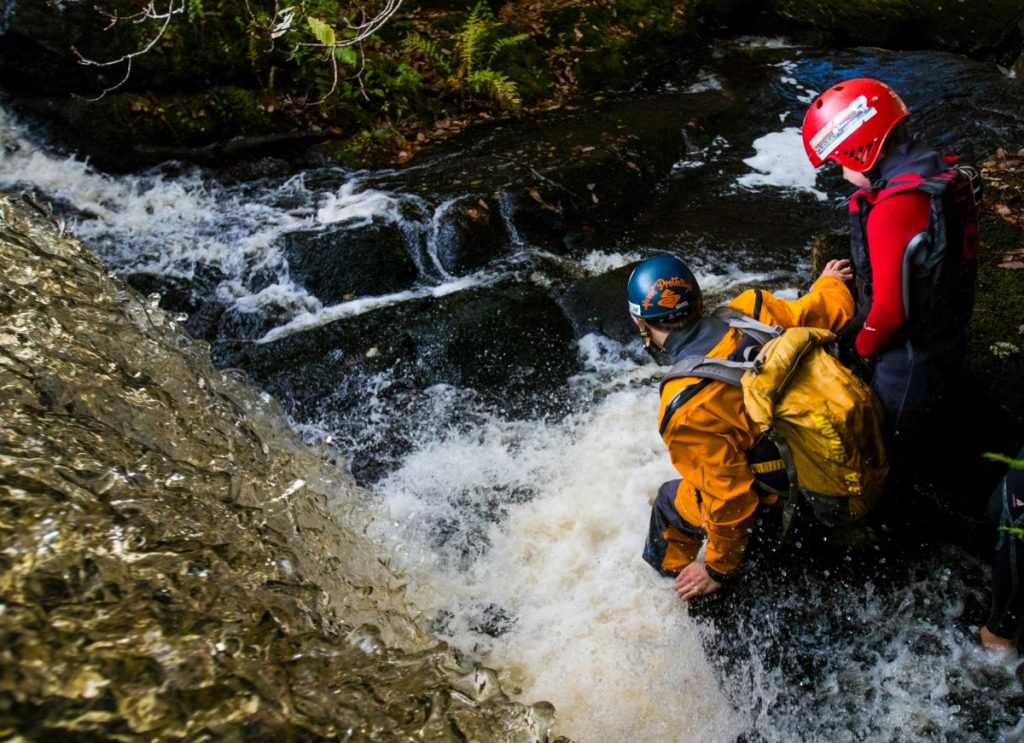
[[404, 34, 452, 75], [487, 33, 528, 66], [404, 0, 524, 113], [1000, 525, 1024, 539], [465, 69, 521, 110], [458, 15, 490, 76], [984, 451, 1024, 469]]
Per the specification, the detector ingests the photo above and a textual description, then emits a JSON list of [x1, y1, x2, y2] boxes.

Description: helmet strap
[[636, 319, 665, 352]]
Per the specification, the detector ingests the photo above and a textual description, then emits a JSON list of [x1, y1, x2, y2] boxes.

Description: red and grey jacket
[[848, 141, 982, 357]]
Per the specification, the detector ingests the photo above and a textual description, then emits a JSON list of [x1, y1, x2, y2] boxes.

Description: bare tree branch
[[72, 0, 187, 100], [295, 0, 403, 104], [69, 0, 402, 105]]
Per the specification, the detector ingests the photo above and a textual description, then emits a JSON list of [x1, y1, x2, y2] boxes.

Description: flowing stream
[[3, 38, 1024, 741]]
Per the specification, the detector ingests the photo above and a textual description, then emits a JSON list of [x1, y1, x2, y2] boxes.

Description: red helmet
[[801, 78, 909, 173]]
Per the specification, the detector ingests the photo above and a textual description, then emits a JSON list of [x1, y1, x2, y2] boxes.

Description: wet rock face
[[766, 0, 1024, 63], [433, 194, 512, 274], [557, 263, 639, 345], [0, 193, 558, 741], [213, 280, 581, 426], [282, 220, 421, 305]]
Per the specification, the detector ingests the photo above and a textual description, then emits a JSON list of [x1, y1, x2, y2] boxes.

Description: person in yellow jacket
[[627, 254, 855, 600]]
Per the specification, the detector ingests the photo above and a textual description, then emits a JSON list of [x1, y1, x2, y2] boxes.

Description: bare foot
[[980, 625, 1018, 657]]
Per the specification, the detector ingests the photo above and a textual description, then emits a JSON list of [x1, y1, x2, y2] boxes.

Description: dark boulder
[[432, 194, 510, 274], [557, 263, 639, 345], [281, 220, 421, 306], [124, 263, 227, 320], [212, 280, 581, 425]]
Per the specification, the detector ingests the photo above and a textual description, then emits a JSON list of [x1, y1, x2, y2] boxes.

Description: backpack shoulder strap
[[711, 307, 782, 346], [658, 377, 713, 436], [658, 290, 785, 435], [663, 354, 749, 386], [659, 356, 750, 435]]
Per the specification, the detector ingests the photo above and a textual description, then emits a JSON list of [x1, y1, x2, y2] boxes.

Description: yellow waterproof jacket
[[658, 276, 854, 577]]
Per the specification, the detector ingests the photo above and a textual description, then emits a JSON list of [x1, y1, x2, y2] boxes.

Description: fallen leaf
[[998, 249, 1024, 269]]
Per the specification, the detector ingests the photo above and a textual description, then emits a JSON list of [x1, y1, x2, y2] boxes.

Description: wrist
[[704, 563, 731, 584]]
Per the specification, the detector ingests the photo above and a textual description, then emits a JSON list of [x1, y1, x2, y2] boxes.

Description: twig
[[72, 0, 187, 100]]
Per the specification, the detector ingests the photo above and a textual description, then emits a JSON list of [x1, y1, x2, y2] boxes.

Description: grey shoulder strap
[[658, 292, 784, 434], [657, 355, 750, 436], [711, 306, 783, 346], [662, 354, 749, 387]]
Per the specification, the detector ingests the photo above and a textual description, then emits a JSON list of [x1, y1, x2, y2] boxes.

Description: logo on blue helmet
[[627, 255, 701, 320]]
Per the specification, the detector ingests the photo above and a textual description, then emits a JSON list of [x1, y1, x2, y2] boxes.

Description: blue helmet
[[627, 255, 701, 320]]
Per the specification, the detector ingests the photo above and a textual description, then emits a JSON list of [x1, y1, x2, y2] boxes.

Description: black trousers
[[987, 445, 1024, 640]]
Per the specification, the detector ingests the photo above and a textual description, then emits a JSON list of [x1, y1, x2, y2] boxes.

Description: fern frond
[[487, 33, 529, 66], [404, 34, 452, 75], [1000, 525, 1024, 539], [465, 69, 521, 111], [467, 0, 494, 25], [984, 452, 1024, 469], [458, 17, 490, 76]]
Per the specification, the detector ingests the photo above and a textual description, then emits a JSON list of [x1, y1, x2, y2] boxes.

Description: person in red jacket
[[800, 78, 981, 460]]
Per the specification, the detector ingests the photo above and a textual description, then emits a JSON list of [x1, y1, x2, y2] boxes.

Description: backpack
[[660, 308, 889, 534], [848, 163, 982, 343]]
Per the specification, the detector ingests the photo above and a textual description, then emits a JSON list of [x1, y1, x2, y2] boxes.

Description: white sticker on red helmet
[[809, 94, 877, 159]]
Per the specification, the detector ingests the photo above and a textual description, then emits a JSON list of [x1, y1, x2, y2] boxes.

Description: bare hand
[[673, 561, 722, 601], [821, 258, 853, 283], [980, 625, 1018, 657]]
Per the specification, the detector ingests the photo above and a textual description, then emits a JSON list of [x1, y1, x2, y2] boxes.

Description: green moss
[[966, 217, 1024, 429], [312, 125, 411, 168]]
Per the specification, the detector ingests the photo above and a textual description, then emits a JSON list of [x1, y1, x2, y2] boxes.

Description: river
[[3, 37, 1024, 741]]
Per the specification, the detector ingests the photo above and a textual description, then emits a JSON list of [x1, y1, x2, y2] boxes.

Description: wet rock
[[124, 272, 199, 317], [124, 264, 228, 320], [433, 194, 510, 274], [281, 220, 420, 305], [213, 280, 580, 423], [215, 305, 287, 343], [766, 0, 1024, 63], [386, 95, 702, 253], [183, 299, 229, 341], [557, 263, 639, 344]]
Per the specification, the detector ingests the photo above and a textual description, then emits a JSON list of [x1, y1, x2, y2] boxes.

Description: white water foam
[[577, 249, 644, 275], [0, 107, 458, 324], [316, 180, 401, 225], [736, 127, 827, 201], [366, 338, 746, 742], [256, 273, 491, 344]]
